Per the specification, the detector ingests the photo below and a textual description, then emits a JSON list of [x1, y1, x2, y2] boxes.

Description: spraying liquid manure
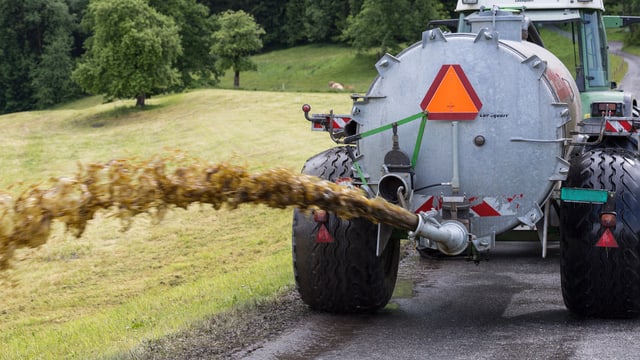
[[0, 155, 418, 270]]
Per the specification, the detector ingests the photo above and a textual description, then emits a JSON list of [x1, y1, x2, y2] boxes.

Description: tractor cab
[[450, 0, 640, 120]]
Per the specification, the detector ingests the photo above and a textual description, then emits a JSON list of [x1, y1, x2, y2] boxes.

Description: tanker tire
[[292, 147, 400, 313], [561, 148, 640, 318]]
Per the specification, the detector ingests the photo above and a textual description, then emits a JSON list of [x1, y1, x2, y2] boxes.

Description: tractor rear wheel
[[561, 148, 640, 318], [292, 147, 400, 313]]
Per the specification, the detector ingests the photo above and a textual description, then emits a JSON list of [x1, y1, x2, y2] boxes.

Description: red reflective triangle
[[420, 64, 482, 120], [595, 228, 618, 248], [316, 224, 334, 243]]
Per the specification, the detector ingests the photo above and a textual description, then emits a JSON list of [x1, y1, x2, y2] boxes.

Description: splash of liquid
[[0, 155, 418, 270]]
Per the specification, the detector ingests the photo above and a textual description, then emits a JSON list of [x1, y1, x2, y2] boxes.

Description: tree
[[0, 0, 78, 113], [341, 0, 445, 55], [303, 0, 350, 43], [210, 10, 265, 88], [31, 31, 78, 108], [621, 0, 640, 47], [283, 0, 306, 45], [148, 0, 221, 89], [246, 0, 287, 48], [341, 0, 409, 54], [281, 0, 352, 46], [72, 0, 182, 107], [408, 0, 447, 36], [32, 0, 84, 108]]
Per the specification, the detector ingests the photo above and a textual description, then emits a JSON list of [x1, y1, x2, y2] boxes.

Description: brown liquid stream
[[0, 156, 418, 270]]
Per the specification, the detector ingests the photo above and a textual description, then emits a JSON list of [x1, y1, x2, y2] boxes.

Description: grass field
[[217, 44, 379, 93], [0, 90, 348, 359]]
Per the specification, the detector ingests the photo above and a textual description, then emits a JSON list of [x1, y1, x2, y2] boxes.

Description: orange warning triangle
[[595, 228, 618, 248], [420, 64, 482, 120]]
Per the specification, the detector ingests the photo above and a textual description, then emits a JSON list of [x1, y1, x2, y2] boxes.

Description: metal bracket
[[471, 232, 495, 252], [522, 55, 547, 79], [375, 54, 401, 77], [549, 156, 570, 181], [474, 28, 499, 46], [552, 103, 572, 128], [422, 28, 447, 48], [518, 202, 543, 227], [350, 94, 386, 105]]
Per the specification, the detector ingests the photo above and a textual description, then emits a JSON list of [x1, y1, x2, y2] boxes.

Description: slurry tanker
[[294, 0, 640, 318]]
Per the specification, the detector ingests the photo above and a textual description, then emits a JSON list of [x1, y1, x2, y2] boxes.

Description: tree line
[[0, 0, 450, 114]]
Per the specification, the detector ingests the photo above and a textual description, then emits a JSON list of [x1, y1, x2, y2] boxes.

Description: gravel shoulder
[[134, 287, 310, 359]]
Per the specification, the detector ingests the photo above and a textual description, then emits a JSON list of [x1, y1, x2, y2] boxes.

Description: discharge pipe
[[409, 210, 469, 256], [367, 201, 468, 256]]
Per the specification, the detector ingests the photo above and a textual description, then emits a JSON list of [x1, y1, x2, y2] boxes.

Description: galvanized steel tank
[[351, 11, 581, 241]]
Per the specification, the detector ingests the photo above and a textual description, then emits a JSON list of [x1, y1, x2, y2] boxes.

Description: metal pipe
[[451, 121, 460, 194], [542, 200, 549, 258]]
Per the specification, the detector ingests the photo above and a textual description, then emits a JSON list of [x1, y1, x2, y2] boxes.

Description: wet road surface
[[611, 41, 640, 96], [233, 242, 640, 359]]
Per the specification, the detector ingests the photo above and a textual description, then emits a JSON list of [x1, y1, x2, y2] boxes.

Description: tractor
[[294, 0, 640, 318]]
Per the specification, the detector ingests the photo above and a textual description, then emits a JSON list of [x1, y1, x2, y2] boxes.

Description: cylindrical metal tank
[[351, 14, 581, 240]]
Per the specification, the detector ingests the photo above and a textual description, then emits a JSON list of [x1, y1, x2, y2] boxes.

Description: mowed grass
[[0, 89, 349, 359]]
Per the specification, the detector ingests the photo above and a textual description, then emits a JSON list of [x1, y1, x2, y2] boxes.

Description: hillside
[[217, 44, 379, 92]]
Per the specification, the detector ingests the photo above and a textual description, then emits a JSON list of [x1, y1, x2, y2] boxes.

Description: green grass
[[0, 89, 349, 359], [217, 44, 378, 93], [539, 26, 578, 70], [539, 26, 626, 84], [607, 28, 627, 42]]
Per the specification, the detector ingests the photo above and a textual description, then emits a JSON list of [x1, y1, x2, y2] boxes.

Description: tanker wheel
[[292, 147, 400, 313], [560, 148, 640, 318]]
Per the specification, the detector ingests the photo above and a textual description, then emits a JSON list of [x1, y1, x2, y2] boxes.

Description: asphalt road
[[234, 242, 640, 359], [230, 45, 640, 360], [610, 41, 640, 96]]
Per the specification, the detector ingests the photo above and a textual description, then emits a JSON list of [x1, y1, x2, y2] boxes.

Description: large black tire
[[292, 147, 400, 313], [561, 148, 640, 318]]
